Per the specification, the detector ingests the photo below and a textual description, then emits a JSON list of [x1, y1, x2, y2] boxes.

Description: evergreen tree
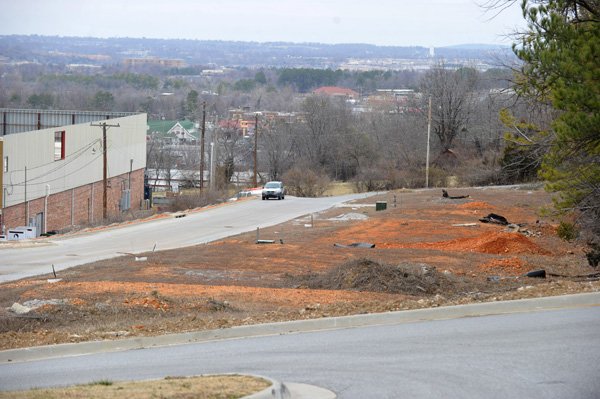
[[513, 0, 600, 236]]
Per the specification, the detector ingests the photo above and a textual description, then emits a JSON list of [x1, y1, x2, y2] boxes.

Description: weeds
[[88, 380, 113, 386]]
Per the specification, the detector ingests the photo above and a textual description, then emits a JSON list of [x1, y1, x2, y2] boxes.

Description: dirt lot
[[1, 186, 599, 350]]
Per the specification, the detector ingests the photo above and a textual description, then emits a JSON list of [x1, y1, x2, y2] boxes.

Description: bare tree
[[214, 124, 250, 187], [420, 65, 478, 157], [259, 119, 295, 181], [294, 96, 356, 178]]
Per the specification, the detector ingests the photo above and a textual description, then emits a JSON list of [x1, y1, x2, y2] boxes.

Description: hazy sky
[[0, 0, 525, 47]]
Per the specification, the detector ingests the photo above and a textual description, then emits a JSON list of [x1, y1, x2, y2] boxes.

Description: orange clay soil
[[1, 186, 598, 350]]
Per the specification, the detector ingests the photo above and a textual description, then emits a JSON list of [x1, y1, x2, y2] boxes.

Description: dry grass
[[323, 182, 356, 196], [0, 375, 270, 399]]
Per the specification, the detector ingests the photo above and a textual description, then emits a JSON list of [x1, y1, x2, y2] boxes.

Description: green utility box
[[376, 201, 387, 211]]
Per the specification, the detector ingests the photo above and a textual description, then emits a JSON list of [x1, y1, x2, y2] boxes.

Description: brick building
[[0, 109, 147, 237]]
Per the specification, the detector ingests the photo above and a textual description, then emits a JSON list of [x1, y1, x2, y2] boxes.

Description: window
[[54, 131, 65, 161]]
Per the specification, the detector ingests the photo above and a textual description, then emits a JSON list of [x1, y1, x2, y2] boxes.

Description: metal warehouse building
[[0, 109, 147, 237]]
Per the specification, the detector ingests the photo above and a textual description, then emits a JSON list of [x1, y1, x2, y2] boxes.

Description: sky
[[0, 0, 525, 47]]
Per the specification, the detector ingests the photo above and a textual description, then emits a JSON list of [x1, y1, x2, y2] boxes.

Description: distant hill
[[0, 35, 515, 69], [442, 43, 511, 50]]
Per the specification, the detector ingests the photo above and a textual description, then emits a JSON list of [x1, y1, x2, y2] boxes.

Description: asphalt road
[[1, 306, 598, 398], [0, 193, 373, 282]]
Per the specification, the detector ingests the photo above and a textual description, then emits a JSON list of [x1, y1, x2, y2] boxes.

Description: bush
[[283, 166, 330, 197], [557, 221, 578, 241]]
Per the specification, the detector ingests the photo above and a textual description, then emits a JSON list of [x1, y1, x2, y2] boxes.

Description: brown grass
[[0, 375, 270, 399]]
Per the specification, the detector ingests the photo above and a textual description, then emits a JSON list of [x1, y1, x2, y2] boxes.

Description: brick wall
[[1, 168, 144, 234]]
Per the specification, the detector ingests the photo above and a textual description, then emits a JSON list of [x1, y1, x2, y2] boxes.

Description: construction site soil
[[1, 186, 599, 350]]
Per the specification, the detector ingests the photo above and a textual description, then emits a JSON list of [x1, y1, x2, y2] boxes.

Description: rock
[[22, 299, 66, 309], [9, 303, 31, 314], [517, 285, 535, 292]]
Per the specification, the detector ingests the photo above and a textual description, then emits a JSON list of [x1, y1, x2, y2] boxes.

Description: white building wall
[[2, 113, 147, 208]]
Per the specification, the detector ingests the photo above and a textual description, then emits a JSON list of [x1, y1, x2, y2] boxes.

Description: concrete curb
[[2, 292, 598, 364], [244, 377, 336, 399]]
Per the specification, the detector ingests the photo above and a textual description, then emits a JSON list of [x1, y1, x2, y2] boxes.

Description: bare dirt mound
[[416, 232, 550, 255], [289, 258, 477, 296]]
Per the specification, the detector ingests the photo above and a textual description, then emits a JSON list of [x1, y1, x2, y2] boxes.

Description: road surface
[[1, 306, 598, 398], [0, 194, 373, 282]]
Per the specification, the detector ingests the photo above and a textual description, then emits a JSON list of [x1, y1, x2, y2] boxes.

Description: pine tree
[[514, 0, 600, 237]]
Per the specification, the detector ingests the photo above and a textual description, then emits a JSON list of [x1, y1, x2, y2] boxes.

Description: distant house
[[313, 86, 359, 100], [218, 118, 256, 137], [147, 120, 198, 144]]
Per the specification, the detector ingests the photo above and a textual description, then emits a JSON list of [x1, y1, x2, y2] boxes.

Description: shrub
[[283, 166, 330, 197], [557, 221, 578, 241]]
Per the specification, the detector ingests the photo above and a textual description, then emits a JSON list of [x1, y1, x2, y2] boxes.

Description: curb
[[245, 379, 336, 399], [1, 292, 598, 364]]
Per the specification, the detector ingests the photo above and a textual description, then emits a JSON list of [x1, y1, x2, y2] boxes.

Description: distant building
[[365, 89, 418, 113], [123, 57, 186, 68], [218, 118, 255, 137], [0, 109, 147, 237], [220, 109, 307, 137], [313, 86, 359, 100], [147, 120, 198, 144]]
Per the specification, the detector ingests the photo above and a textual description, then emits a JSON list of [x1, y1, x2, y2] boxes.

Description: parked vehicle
[[262, 181, 285, 200]]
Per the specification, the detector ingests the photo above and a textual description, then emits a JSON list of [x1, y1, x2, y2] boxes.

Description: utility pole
[[425, 96, 432, 189], [209, 142, 215, 190], [24, 166, 27, 225], [253, 113, 258, 187], [90, 122, 120, 220], [200, 101, 206, 189]]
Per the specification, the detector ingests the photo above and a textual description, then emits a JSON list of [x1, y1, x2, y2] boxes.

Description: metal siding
[[0, 109, 136, 135], [0, 139, 3, 208], [2, 113, 146, 207]]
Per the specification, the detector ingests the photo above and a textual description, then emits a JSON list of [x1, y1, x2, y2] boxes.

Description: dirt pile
[[416, 231, 550, 255], [289, 258, 476, 296]]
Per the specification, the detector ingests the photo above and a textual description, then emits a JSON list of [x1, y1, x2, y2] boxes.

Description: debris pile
[[329, 213, 369, 221], [289, 258, 476, 296], [442, 189, 470, 199], [479, 213, 509, 225]]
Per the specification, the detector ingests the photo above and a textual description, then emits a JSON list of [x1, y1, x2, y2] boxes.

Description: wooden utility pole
[[253, 113, 258, 187], [90, 122, 120, 220], [200, 101, 206, 189], [425, 96, 432, 189], [24, 166, 27, 225]]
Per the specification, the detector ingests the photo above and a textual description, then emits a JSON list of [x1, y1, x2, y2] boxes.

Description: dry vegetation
[[1, 187, 598, 350], [0, 374, 270, 399]]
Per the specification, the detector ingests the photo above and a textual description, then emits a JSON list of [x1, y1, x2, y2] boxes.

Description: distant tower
[[429, 46, 435, 58]]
